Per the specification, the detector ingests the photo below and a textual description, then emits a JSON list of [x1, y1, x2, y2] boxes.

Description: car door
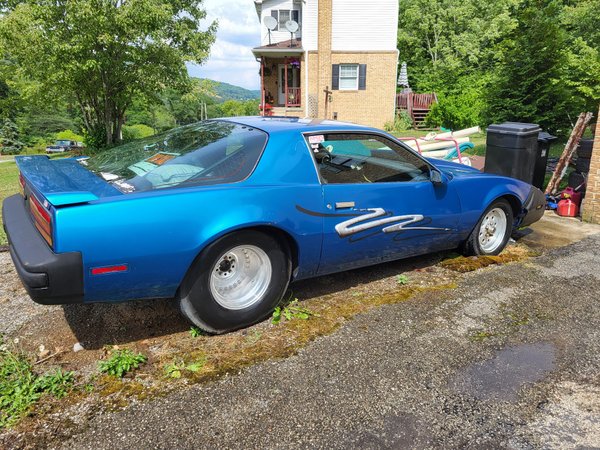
[[306, 132, 463, 275]]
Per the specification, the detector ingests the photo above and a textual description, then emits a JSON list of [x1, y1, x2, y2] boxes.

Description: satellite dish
[[264, 16, 277, 31], [263, 16, 277, 45], [285, 20, 299, 48], [285, 20, 299, 33]]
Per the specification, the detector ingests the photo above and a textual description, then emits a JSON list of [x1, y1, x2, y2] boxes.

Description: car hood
[[427, 158, 483, 178], [16, 155, 122, 206]]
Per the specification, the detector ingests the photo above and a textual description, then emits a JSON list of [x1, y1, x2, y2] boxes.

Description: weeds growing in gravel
[[163, 358, 206, 379], [0, 341, 74, 429], [189, 327, 204, 338], [99, 349, 147, 378], [272, 299, 317, 324], [396, 274, 410, 285]]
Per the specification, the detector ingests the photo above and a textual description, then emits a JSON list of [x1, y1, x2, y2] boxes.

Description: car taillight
[[19, 173, 25, 196], [29, 194, 53, 247]]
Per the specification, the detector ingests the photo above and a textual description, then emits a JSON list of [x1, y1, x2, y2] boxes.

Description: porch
[[252, 40, 304, 116]]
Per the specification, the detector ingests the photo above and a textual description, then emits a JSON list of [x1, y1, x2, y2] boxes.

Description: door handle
[[335, 201, 355, 209]]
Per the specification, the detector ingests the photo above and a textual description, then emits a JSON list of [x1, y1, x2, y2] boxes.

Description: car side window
[[309, 133, 431, 184]]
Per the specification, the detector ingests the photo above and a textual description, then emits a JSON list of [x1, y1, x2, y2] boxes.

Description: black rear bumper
[[520, 187, 546, 227], [2, 194, 83, 305]]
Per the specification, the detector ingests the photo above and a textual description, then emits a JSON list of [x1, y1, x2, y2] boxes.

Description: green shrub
[[425, 86, 485, 130], [384, 110, 414, 132], [122, 124, 155, 142], [24, 137, 51, 155], [55, 129, 84, 142], [98, 349, 147, 378]]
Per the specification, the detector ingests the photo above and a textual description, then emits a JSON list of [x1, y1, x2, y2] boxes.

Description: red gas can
[[557, 198, 578, 217], [561, 187, 582, 207]]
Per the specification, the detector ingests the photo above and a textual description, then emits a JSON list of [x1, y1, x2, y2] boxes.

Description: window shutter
[[358, 64, 367, 90], [271, 10, 278, 30], [332, 64, 340, 90]]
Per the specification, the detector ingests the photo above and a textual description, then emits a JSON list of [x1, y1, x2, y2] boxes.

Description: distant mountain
[[194, 78, 260, 102]]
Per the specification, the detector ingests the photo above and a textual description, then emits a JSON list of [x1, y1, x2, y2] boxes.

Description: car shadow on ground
[[62, 298, 189, 350], [289, 251, 449, 299], [62, 251, 451, 350]]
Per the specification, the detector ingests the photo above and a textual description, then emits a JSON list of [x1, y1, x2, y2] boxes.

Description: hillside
[[194, 78, 260, 102]]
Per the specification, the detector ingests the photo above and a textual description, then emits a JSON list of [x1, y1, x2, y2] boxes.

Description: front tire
[[463, 199, 513, 256], [178, 230, 291, 334]]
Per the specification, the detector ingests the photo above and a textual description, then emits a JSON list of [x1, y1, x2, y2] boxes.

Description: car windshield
[[82, 120, 268, 193]]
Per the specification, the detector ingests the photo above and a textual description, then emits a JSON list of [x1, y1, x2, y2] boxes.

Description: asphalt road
[[54, 235, 600, 449]]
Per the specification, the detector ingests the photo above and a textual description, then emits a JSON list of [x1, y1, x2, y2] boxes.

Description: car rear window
[[82, 121, 268, 193]]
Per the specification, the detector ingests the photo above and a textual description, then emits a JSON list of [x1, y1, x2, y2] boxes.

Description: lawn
[[393, 130, 487, 156], [0, 161, 19, 246]]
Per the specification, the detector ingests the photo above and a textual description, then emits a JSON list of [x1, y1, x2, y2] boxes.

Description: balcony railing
[[286, 87, 301, 107]]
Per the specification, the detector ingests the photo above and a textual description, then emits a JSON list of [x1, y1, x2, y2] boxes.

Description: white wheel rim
[[209, 245, 272, 310], [478, 208, 508, 253]]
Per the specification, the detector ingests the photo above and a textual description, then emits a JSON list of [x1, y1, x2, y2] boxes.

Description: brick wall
[[302, 0, 396, 129], [328, 52, 397, 129], [581, 106, 600, 223]]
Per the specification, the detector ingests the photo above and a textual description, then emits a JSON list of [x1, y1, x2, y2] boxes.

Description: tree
[[0, 0, 216, 148], [560, 0, 600, 118], [397, 0, 518, 91], [485, 0, 569, 131], [0, 118, 24, 154]]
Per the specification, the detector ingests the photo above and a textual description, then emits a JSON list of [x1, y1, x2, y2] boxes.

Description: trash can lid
[[538, 131, 558, 142], [487, 122, 541, 136]]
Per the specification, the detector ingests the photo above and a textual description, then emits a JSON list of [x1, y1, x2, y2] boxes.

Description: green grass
[[0, 161, 20, 246], [393, 130, 486, 151]]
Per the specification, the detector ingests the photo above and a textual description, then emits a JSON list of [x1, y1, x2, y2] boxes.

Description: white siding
[[331, 0, 398, 51], [302, 0, 318, 51], [259, 0, 304, 46]]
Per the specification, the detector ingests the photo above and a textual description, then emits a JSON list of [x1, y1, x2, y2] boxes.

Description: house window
[[339, 64, 359, 90], [332, 64, 367, 91], [270, 10, 300, 31]]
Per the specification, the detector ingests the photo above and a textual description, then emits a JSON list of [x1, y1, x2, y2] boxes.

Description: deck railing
[[286, 87, 301, 107], [396, 92, 438, 128]]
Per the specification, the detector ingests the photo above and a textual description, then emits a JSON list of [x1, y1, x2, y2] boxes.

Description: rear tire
[[463, 199, 513, 256], [178, 230, 291, 334]]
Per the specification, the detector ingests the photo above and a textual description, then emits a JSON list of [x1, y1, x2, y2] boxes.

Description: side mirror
[[430, 169, 445, 185]]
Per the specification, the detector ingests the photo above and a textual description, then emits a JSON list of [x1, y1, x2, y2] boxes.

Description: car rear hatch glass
[[82, 120, 268, 193]]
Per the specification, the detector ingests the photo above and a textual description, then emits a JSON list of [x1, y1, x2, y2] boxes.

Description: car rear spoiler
[[15, 155, 122, 207]]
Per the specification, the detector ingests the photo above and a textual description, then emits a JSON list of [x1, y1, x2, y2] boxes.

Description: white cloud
[[187, 0, 261, 90]]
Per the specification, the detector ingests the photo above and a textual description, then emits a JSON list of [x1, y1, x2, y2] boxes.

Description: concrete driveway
[[1, 213, 600, 449]]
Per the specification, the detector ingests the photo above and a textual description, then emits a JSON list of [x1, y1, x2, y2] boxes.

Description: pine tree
[[0, 118, 24, 154]]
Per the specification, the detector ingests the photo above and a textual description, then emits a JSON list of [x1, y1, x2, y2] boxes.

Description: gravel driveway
[[51, 235, 600, 449], [1, 214, 600, 449]]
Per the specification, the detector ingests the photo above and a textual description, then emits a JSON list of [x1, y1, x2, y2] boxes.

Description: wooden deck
[[396, 92, 438, 128]]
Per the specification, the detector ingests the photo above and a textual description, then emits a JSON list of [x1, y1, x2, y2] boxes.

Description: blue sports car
[[3, 117, 545, 333]]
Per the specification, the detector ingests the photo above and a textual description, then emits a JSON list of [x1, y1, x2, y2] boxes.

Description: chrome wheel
[[209, 245, 272, 310], [478, 207, 507, 253]]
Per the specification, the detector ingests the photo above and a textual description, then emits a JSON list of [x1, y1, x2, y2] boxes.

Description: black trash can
[[532, 131, 557, 189], [484, 122, 541, 183]]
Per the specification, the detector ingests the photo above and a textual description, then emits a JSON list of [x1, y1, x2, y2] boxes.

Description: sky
[[187, 0, 262, 91]]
